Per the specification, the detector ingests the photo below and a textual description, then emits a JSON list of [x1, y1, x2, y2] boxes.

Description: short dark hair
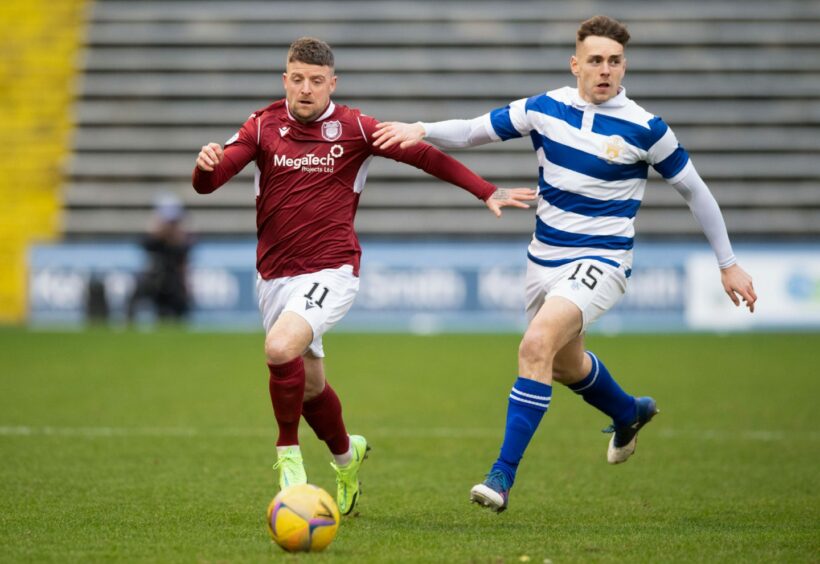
[[287, 37, 335, 68], [576, 15, 630, 46]]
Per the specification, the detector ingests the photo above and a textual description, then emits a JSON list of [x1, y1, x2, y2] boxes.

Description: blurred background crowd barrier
[[27, 241, 820, 332], [3, 0, 819, 330]]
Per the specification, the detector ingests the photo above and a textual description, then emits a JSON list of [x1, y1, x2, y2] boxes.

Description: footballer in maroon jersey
[[193, 98, 513, 280], [192, 37, 534, 515]]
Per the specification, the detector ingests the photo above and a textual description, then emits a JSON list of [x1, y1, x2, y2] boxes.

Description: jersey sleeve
[[419, 97, 531, 147], [646, 117, 691, 183], [360, 115, 496, 201], [486, 98, 530, 141], [670, 163, 736, 268], [192, 114, 259, 193], [419, 115, 495, 149]]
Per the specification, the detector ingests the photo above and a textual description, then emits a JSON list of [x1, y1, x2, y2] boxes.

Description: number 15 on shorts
[[567, 262, 603, 290]]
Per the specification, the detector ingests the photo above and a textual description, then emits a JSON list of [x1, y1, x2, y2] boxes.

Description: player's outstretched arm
[[720, 263, 757, 313], [374, 116, 494, 150], [372, 121, 425, 150], [485, 188, 537, 218], [195, 142, 224, 172], [366, 115, 527, 209]]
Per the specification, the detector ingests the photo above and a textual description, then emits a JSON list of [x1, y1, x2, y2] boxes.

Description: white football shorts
[[256, 264, 360, 358], [525, 259, 629, 332]]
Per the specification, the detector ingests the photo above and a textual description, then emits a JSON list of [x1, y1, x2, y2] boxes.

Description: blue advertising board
[[27, 240, 820, 332]]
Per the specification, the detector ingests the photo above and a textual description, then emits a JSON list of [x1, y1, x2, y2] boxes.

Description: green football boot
[[330, 435, 370, 515], [272, 446, 307, 491]]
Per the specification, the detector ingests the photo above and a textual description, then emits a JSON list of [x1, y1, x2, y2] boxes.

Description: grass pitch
[[1, 329, 818, 562]]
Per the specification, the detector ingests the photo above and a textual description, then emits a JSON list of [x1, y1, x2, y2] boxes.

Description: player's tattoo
[[491, 188, 510, 200]]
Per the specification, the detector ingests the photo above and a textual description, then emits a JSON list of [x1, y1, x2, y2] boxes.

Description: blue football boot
[[604, 396, 659, 464], [470, 469, 511, 513]]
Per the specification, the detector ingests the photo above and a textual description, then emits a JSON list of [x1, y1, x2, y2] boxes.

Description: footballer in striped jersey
[[373, 15, 757, 512]]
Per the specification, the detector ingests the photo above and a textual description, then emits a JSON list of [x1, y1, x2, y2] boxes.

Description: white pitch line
[[0, 426, 269, 438], [0, 426, 500, 439], [0, 425, 817, 442], [655, 428, 820, 442]]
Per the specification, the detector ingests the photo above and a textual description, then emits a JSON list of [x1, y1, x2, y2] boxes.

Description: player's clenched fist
[[196, 142, 224, 171]]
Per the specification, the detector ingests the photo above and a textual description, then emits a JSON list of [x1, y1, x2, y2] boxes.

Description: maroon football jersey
[[193, 100, 496, 279]]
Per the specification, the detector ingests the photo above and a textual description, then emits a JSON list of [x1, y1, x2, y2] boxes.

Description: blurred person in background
[[84, 274, 110, 324], [191, 37, 534, 516], [373, 15, 757, 512], [126, 194, 192, 323]]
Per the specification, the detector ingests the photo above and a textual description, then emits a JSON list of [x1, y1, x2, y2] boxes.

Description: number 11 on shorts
[[304, 282, 330, 309]]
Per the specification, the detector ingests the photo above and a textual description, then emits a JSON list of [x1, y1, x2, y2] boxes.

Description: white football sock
[[333, 448, 352, 467]]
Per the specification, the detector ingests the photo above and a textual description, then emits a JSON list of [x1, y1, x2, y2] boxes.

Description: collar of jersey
[[284, 100, 336, 123], [569, 86, 627, 110]]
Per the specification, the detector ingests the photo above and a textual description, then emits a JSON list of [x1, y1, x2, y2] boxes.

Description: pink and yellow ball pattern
[[266, 484, 340, 552]]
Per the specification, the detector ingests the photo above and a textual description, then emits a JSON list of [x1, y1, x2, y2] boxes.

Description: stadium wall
[[28, 241, 820, 333], [0, 0, 88, 323]]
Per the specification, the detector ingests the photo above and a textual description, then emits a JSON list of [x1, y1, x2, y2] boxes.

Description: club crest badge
[[322, 120, 342, 142], [602, 135, 625, 163]]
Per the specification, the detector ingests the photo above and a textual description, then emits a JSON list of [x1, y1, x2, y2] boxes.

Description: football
[[266, 484, 340, 552]]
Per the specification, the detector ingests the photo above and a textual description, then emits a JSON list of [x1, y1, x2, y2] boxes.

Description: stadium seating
[[66, 0, 820, 238], [0, 0, 86, 322]]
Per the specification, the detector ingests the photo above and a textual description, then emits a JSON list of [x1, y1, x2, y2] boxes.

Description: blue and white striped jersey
[[483, 86, 691, 271]]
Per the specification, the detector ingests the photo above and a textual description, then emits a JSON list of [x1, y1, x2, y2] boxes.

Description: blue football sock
[[568, 351, 636, 427], [491, 377, 551, 486]]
